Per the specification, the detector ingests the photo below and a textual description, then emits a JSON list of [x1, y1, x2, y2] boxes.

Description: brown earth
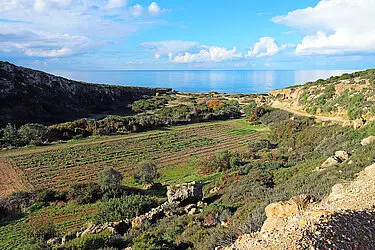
[[0, 158, 31, 197]]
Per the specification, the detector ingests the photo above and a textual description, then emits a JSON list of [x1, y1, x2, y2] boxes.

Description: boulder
[[353, 118, 366, 129], [167, 181, 203, 205], [334, 151, 350, 161], [184, 204, 196, 214], [261, 195, 313, 232], [47, 237, 61, 246], [361, 136, 375, 146], [318, 156, 340, 170]]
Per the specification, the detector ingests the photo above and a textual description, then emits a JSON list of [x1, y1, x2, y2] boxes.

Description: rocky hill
[[0, 62, 171, 125], [268, 69, 375, 126], [227, 161, 375, 249]]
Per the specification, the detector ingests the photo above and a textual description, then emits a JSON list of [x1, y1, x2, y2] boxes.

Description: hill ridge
[[0, 61, 171, 125]]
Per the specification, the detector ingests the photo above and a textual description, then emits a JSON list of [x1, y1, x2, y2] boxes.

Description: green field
[[0, 119, 267, 191]]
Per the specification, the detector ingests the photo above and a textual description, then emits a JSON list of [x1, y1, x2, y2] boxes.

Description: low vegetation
[[2, 68, 375, 249]]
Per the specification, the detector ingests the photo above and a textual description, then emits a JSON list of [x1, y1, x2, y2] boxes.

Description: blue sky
[[1, 0, 375, 70]]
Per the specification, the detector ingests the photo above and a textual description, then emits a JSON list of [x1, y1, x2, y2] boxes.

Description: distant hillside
[[0, 62, 171, 125], [268, 69, 375, 124]]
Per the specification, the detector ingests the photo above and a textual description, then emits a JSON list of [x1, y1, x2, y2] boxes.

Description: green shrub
[[197, 150, 236, 174], [68, 183, 102, 204], [98, 167, 124, 200], [132, 232, 173, 250], [18, 124, 49, 146], [134, 161, 159, 185], [36, 189, 64, 202], [259, 109, 292, 126], [248, 140, 272, 153], [2, 124, 22, 147], [95, 195, 156, 224], [60, 230, 112, 250]]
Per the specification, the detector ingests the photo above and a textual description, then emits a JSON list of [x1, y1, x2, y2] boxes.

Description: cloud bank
[[0, 0, 166, 58], [142, 37, 287, 63], [273, 0, 375, 55]]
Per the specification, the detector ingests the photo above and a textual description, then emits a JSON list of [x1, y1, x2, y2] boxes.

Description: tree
[[2, 123, 22, 146], [134, 161, 159, 185], [98, 167, 123, 199], [18, 123, 49, 146]]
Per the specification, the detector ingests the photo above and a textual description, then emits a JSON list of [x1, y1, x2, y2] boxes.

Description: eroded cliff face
[[0, 61, 172, 125]]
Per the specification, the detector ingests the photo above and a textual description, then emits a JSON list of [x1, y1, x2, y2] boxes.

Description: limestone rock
[[167, 181, 203, 204], [317, 151, 350, 171], [361, 136, 375, 146], [334, 151, 350, 161], [353, 118, 366, 129], [261, 195, 313, 232], [47, 237, 61, 246], [319, 156, 340, 170]]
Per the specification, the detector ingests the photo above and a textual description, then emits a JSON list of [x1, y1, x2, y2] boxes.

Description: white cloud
[[148, 2, 161, 16], [142, 38, 287, 63], [25, 47, 73, 57], [273, 0, 375, 55], [141, 40, 199, 59], [0, 28, 93, 57], [131, 4, 143, 16], [247, 37, 281, 57], [0, 1, 167, 58], [172, 47, 242, 63], [105, 0, 127, 10], [33, 0, 72, 12], [34, 0, 46, 12]]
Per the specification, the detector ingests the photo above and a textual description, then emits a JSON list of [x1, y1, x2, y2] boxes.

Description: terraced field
[[0, 119, 266, 191], [0, 203, 99, 249]]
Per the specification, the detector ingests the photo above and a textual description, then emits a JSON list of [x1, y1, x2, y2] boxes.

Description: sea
[[50, 70, 356, 94]]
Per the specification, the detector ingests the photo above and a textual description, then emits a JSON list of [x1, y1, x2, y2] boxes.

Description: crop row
[[9, 121, 261, 189]]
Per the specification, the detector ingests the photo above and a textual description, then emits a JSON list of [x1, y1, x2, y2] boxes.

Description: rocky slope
[[0, 62, 171, 125], [268, 69, 375, 126], [227, 162, 375, 249]]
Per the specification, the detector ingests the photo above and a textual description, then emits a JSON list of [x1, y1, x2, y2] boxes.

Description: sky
[[1, 0, 375, 70]]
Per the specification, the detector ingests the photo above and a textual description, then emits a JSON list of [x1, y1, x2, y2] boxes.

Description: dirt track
[[271, 101, 347, 124]]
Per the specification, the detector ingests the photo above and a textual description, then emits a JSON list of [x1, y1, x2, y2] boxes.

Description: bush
[[98, 167, 124, 199], [29, 214, 56, 242], [134, 161, 159, 185], [95, 195, 156, 224], [259, 109, 293, 126], [0, 191, 35, 220], [2, 123, 22, 147], [68, 183, 102, 204], [60, 230, 112, 250], [197, 150, 235, 174], [36, 189, 65, 203], [18, 124, 49, 146], [132, 232, 173, 250], [248, 140, 272, 153]]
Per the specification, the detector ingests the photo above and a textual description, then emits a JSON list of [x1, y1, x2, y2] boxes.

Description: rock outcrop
[[226, 163, 375, 250], [48, 181, 203, 247], [261, 195, 314, 232], [317, 150, 351, 171], [167, 181, 203, 205]]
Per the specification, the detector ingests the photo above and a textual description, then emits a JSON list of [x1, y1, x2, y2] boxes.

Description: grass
[[0, 203, 100, 250], [158, 158, 200, 184], [2, 119, 265, 191]]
